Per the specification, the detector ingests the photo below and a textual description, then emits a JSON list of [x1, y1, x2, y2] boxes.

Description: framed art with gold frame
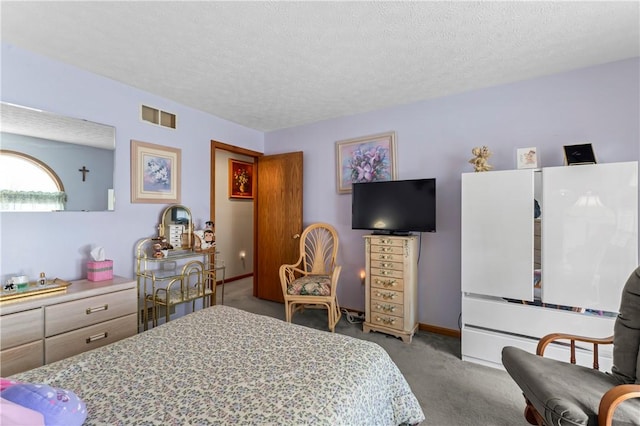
[[335, 131, 397, 194], [229, 159, 254, 199], [130, 140, 181, 203]]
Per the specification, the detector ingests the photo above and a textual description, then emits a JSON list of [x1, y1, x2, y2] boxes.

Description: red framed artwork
[[229, 159, 254, 199]]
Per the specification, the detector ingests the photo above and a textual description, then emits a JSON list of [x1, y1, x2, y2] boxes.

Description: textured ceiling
[[1, 1, 639, 132]]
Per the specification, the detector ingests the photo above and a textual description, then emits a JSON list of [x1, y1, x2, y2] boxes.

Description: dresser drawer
[[370, 267, 404, 279], [371, 300, 404, 317], [370, 244, 405, 256], [45, 313, 136, 364], [370, 313, 404, 331], [371, 288, 403, 304], [369, 237, 404, 247], [370, 259, 404, 271], [371, 276, 405, 292], [0, 308, 43, 349], [0, 340, 43, 376], [45, 288, 137, 336]]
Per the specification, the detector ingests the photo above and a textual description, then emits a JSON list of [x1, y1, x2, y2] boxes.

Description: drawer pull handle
[[380, 262, 393, 268], [375, 316, 396, 325], [86, 332, 108, 343], [375, 303, 397, 313], [375, 291, 396, 300], [380, 270, 391, 276], [381, 248, 391, 252], [86, 304, 108, 314], [374, 279, 397, 287]]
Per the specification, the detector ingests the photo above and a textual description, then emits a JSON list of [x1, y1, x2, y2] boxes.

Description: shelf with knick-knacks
[[136, 204, 216, 332]]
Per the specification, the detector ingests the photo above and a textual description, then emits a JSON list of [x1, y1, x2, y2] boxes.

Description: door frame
[[210, 140, 263, 293]]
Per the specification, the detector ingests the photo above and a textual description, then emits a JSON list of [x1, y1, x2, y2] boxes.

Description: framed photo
[[516, 147, 538, 169], [564, 143, 596, 165], [335, 131, 397, 194], [130, 140, 181, 203], [229, 159, 254, 199]]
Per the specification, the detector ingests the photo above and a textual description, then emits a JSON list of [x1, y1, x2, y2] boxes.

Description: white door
[[461, 169, 535, 300], [542, 162, 638, 312]]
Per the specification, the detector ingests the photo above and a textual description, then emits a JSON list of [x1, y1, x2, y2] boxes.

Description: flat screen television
[[352, 178, 436, 234]]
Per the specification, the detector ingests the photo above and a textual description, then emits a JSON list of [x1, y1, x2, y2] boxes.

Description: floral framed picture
[[516, 147, 538, 169], [229, 159, 254, 199], [335, 131, 397, 194], [130, 140, 181, 203]]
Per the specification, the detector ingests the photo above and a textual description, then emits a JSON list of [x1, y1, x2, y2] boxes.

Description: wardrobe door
[[462, 169, 535, 300], [542, 162, 638, 312]]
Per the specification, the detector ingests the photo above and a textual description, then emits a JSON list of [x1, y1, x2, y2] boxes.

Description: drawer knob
[[86, 332, 108, 343], [86, 304, 108, 314], [382, 280, 397, 288]]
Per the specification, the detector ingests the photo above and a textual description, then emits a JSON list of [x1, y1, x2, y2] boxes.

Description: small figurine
[[201, 221, 215, 250], [469, 146, 493, 172]]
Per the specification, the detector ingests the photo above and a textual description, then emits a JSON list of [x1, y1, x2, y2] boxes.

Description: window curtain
[[0, 190, 67, 211]]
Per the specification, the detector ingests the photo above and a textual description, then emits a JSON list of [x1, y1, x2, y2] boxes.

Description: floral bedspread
[[12, 305, 425, 425]]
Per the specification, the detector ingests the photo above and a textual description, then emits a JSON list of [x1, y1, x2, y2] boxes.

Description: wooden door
[[254, 151, 303, 302]]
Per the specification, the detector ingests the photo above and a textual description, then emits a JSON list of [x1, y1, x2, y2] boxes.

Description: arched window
[[0, 150, 67, 211]]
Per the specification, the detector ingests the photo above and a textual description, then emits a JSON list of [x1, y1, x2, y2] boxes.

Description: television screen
[[352, 178, 436, 234]]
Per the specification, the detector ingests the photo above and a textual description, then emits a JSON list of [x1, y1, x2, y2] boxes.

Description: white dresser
[[0, 276, 137, 376], [461, 162, 638, 370], [363, 235, 419, 343]]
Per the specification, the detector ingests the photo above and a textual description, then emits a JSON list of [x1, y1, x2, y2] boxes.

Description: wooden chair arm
[[537, 333, 614, 369], [330, 265, 342, 292], [598, 384, 640, 426]]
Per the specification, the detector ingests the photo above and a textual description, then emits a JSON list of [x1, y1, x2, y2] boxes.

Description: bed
[[9, 305, 425, 425]]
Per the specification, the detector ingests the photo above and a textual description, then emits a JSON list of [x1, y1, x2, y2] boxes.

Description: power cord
[[341, 308, 365, 324]]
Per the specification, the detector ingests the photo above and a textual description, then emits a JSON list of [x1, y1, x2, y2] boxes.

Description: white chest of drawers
[[363, 235, 419, 343], [0, 276, 137, 376]]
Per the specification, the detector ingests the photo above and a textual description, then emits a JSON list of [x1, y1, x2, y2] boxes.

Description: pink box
[[87, 260, 113, 282]]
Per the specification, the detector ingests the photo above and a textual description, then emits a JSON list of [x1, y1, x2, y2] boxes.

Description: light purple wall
[[2, 42, 637, 332], [0, 43, 263, 283], [264, 58, 640, 331]]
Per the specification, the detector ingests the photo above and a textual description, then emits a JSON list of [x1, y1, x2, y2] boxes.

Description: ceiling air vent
[[141, 105, 176, 129]]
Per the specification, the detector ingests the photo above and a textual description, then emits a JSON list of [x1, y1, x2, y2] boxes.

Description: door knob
[[293, 234, 300, 239]]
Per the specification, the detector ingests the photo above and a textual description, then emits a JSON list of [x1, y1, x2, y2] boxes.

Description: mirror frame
[[159, 204, 193, 250]]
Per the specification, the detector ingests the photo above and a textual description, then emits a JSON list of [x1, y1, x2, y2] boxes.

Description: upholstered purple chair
[[502, 267, 640, 426]]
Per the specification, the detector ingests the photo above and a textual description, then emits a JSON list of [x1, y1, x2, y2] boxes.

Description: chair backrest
[[299, 223, 338, 275], [611, 266, 640, 384]]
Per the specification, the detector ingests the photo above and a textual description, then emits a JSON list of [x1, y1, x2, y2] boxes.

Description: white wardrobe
[[461, 161, 638, 370]]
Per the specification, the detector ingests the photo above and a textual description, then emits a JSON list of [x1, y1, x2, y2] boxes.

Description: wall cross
[[79, 166, 90, 181]]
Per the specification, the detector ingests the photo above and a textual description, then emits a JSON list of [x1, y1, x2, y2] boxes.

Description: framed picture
[[229, 159, 254, 199], [564, 143, 597, 165], [335, 131, 397, 194], [130, 140, 181, 203], [516, 147, 538, 169]]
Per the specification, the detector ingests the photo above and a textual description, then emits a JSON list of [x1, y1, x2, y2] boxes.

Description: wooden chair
[[502, 267, 640, 426], [279, 223, 342, 332]]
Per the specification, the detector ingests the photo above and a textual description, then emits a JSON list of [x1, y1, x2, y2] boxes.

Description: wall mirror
[[159, 204, 193, 250], [0, 102, 116, 212]]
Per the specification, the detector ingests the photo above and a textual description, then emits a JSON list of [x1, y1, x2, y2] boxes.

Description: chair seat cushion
[[287, 275, 331, 296], [502, 346, 640, 426]]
